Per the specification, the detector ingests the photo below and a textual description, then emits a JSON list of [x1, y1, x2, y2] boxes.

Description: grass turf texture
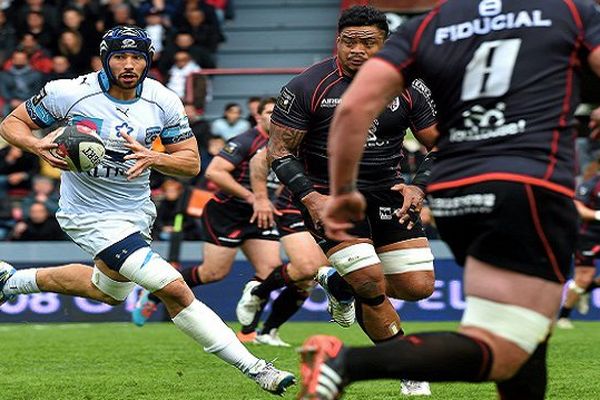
[[0, 321, 598, 400]]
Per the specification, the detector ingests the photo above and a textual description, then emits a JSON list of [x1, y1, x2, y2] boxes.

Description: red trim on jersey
[[427, 173, 575, 198], [202, 202, 221, 245], [310, 67, 339, 112], [256, 125, 269, 140], [402, 90, 413, 110], [335, 57, 345, 77], [411, 1, 444, 53], [544, 3, 581, 180], [564, 0, 584, 32], [277, 208, 302, 214], [312, 77, 344, 113], [525, 184, 565, 283]]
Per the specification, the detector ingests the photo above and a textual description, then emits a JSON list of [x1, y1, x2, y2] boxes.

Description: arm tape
[[271, 155, 314, 199], [411, 151, 437, 192]]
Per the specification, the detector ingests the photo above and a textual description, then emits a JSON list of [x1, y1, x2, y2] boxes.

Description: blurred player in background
[[557, 169, 600, 328], [267, 6, 437, 395], [0, 26, 294, 395], [235, 147, 330, 345], [301, 1, 600, 399]]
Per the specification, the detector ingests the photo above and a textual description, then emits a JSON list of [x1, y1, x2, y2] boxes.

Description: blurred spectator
[[23, 10, 54, 52], [62, 6, 101, 53], [0, 195, 14, 241], [167, 50, 200, 99], [46, 55, 75, 81], [10, 202, 66, 241], [136, 0, 179, 26], [20, 175, 59, 219], [153, 179, 200, 240], [185, 103, 215, 175], [90, 55, 102, 72], [205, 0, 228, 24], [7, 33, 53, 73], [0, 50, 44, 115], [183, 8, 220, 53], [16, 0, 60, 33], [0, 145, 40, 196], [143, 9, 167, 58], [210, 102, 250, 140], [159, 31, 215, 74], [0, 10, 17, 65], [246, 96, 260, 127], [57, 30, 90, 75]]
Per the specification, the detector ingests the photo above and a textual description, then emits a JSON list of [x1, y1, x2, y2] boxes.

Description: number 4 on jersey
[[462, 38, 522, 101]]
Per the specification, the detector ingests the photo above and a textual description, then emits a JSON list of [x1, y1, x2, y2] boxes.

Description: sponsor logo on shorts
[[289, 221, 305, 229], [222, 142, 239, 155], [379, 207, 393, 220], [429, 193, 496, 217]]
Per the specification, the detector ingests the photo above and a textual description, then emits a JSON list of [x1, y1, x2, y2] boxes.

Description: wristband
[[411, 151, 438, 191], [271, 155, 314, 199]]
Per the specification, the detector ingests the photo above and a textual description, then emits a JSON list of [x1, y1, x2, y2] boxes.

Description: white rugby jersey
[[25, 70, 193, 214]]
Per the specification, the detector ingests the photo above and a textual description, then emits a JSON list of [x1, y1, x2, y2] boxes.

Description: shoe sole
[[273, 374, 296, 396], [298, 336, 343, 400]]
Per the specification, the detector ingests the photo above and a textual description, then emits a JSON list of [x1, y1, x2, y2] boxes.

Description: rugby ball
[[50, 125, 105, 172]]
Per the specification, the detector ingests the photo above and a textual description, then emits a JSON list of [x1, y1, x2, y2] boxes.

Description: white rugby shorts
[[56, 201, 156, 257]]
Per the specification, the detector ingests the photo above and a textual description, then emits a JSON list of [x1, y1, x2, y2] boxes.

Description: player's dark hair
[[338, 5, 389, 37], [258, 97, 277, 114], [224, 102, 241, 112]]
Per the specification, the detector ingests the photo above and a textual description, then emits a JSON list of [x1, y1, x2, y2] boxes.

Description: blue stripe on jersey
[[160, 123, 193, 145], [25, 99, 57, 128]]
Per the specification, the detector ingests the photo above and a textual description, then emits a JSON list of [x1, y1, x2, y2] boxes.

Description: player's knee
[[90, 265, 136, 305], [290, 259, 320, 280], [387, 272, 435, 301], [154, 279, 193, 307], [352, 278, 386, 304], [200, 267, 229, 283]]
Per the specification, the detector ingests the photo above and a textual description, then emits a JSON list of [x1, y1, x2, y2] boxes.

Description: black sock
[[497, 340, 548, 400], [344, 332, 493, 383], [558, 306, 572, 319], [585, 280, 600, 293], [241, 301, 266, 334], [252, 264, 289, 300], [326, 271, 354, 303], [261, 286, 309, 333], [181, 266, 202, 288]]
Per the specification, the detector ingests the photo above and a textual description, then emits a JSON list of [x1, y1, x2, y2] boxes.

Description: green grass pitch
[[1, 321, 599, 400]]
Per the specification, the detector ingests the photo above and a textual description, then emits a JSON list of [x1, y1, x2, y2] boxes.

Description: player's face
[[108, 52, 147, 89], [259, 103, 275, 133], [337, 26, 385, 76]]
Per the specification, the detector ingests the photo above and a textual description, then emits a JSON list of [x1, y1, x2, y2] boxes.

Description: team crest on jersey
[[115, 122, 134, 137], [145, 126, 161, 145], [379, 207, 393, 220], [277, 87, 295, 114], [222, 142, 239, 155], [387, 97, 400, 112]]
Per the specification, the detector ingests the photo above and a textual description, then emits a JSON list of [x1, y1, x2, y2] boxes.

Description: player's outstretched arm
[[204, 155, 254, 203], [0, 103, 68, 169], [122, 133, 200, 179], [249, 149, 281, 228]]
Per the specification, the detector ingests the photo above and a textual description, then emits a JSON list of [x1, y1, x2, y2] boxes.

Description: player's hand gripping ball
[[49, 125, 105, 172]]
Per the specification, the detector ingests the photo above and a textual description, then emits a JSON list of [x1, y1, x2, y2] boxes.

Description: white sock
[[172, 299, 259, 373], [3, 268, 40, 295]]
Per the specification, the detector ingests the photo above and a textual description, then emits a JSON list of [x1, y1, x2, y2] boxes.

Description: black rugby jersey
[[376, 0, 600, 197], [214, 127, 279, 203], [271, 57, 436, 191], [576, 175, 600, 238]]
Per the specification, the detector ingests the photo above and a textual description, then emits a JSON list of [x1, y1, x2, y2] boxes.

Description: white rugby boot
[[0, 261, 17, 306], [315, 267, 355, 328], [236, 280, 265, 326], [246, 359, 296, 395]]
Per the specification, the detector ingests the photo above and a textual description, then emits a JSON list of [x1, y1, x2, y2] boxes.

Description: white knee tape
[[328, 243, 380, 276], [118, 248, 183, 292], [91, 265, 136, 302], [461, 296, 551, 353], [379, 247, 434, 275]]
